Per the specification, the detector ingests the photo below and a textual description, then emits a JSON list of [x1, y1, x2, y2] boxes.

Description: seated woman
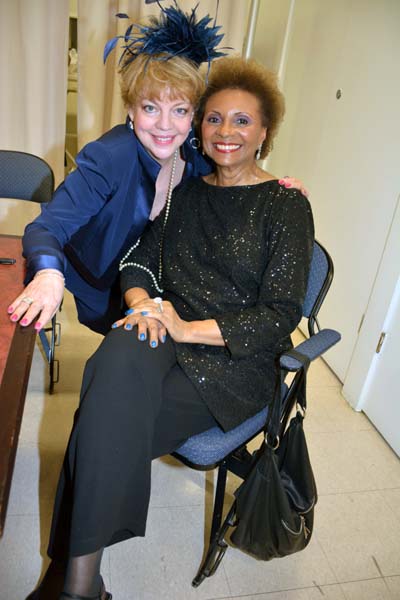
[[32, 56, 314, 600]]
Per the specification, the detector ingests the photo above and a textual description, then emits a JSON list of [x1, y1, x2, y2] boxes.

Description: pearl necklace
[[119, 149, 178, 293]]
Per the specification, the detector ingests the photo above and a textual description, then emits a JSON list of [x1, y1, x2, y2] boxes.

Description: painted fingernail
[[141, 310, 149, 316], [125, 308, 134, 315], [151, 341, 157, 348], [111, 323, 118, 329], [140, 333, 146, 341], [162, 335, 166, 343], [285, 182, 292, 188], [7, 306, 14, 313], [11, 314, 18, 322], [278, 179, 285, 185], [21, 318, 29, 326], [125, 323, 132, 330]]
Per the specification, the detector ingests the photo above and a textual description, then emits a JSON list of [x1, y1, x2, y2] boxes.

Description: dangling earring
[[128, 118, 134, 131], [256, 143, 262, 161], [189, 136, 201, 150]]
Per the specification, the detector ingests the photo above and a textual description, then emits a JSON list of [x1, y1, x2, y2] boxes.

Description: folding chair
[[173, 240, 341, 587], [0, 149, 61, 393]]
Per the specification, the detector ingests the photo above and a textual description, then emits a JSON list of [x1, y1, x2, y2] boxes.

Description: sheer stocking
[[60, 548, 104, 599]]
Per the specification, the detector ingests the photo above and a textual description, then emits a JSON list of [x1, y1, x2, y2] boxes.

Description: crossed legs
[[43, 328, 216, 598]]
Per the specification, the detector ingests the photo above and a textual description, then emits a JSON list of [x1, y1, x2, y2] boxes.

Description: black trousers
[[48, 328, 217, 558]]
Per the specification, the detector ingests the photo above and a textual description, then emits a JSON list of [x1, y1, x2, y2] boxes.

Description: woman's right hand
[[7, 270, 65, 332]]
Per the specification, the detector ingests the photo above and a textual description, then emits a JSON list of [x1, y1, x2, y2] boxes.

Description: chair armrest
[[280, 328, 341, 371]]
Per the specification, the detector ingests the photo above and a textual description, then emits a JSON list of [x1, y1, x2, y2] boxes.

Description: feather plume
[[103, 1, 227, 69]]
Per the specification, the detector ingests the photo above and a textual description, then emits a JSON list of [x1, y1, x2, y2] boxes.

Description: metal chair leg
[[38, 315, 61, 394], [192, 502, 236, 587], [192, 462, 231, 587]]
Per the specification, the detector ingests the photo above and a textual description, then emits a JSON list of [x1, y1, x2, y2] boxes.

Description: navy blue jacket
[[23, 121, 211, 332]]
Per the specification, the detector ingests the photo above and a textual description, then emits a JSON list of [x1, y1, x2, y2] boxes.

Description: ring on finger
[[21, 296, 34, 306], [154, 297, 163, 313]]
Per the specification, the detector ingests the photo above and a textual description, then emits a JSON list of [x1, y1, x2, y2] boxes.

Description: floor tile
[[307, 430, 400, 494], [0, 515, 45, 600], [385, 576, 400, 598], [19, 391, 77, 449], [150, 455, 208, 508], [6, 443, 62, 517], [380, 488, 400, 524], [109, 505, 230, 599], [222, 535, 336, 596], [315, 491, 400, 581], [340, 577, 398, 600], [230, 583, 345, 599], [306, 387, 372, 433]]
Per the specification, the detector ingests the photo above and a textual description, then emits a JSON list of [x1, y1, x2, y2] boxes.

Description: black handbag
[[230, 356, 317, 561]]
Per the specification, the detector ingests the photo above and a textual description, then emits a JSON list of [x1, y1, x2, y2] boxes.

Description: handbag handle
[[265, 349, 311, 448]]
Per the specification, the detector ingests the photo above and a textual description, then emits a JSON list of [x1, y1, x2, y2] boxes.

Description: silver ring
[[154, 297, 163, 313], [21, 296, 34, 306]]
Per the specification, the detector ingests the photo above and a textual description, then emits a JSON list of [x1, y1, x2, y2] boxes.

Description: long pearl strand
[[119, 149, 178, 293]]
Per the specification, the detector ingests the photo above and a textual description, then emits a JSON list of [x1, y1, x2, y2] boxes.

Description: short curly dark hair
[[196, 56, 285, 158]]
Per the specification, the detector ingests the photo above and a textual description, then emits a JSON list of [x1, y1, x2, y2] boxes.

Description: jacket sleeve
[[215, 192, 314, 360], [120, 209, 165, 296], [22, 140, 115, 281]]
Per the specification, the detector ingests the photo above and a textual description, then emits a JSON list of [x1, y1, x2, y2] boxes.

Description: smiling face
[[128, 91, 194, 165], [201, 88, 267, 172]]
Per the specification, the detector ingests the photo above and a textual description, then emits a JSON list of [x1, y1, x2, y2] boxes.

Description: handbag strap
[[266, 349, 311, 447]]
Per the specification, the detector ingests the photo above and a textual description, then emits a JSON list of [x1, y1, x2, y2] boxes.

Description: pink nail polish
[[285, 182, 292, 188], [278, 179, 284, 185], [34, 322, 42, 331], [7, 306, 14, 314], [21, 318, 28, 326], [11, 314, 18, 322]]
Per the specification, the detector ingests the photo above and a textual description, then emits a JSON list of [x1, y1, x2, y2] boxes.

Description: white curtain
[[0, 0, 69, 186], [77, 0, 250, 149]]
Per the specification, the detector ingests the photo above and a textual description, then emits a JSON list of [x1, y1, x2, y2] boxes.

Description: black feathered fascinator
[[103, 0, 227, 72]]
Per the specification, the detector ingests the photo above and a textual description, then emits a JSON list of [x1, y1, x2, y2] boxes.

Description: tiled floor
[[1, 292, 400, 600]]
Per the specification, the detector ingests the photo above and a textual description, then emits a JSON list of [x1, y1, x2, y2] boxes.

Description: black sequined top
[[120, 177, 314, 431]]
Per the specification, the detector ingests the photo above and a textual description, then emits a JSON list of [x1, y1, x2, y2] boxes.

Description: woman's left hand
[[278, 176, 309, 198], [113, 297, 190, 344]]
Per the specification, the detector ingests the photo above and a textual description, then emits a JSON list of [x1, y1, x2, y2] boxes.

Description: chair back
[[0, 150, 54, 203], [302, 241, 334, 335]]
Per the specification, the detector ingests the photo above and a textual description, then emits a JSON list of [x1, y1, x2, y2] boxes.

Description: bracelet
[[34, 269, 65, 282]]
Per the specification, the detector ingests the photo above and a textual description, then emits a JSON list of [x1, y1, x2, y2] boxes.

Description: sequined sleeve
[[215, 192, 314, 360], [119, 210, 164, 296]]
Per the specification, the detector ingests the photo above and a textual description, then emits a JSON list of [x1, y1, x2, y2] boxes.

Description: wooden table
[[0, 234, 36, 536]]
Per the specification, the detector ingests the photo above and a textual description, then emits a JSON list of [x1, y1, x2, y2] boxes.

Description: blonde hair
[[120, 53, 206, 107], [196, 56, 285, 157]]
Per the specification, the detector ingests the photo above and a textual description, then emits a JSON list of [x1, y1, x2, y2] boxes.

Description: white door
[[360, 279, 400, 456]]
